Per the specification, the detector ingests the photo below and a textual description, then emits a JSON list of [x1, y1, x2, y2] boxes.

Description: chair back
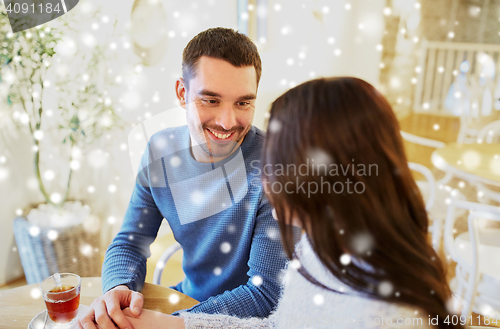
[[414, 40, 500, 114], [153, 242, 182, 285], [413, 40, 500, 143], [408, 162, 436, 211], [475, 120, 500, 202], [399, 113, 460, 169], [444, 199, 500, 265], [477, 120, 500, 143]]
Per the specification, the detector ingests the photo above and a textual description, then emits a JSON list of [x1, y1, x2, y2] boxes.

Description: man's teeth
[[208, 129, 231, 139]]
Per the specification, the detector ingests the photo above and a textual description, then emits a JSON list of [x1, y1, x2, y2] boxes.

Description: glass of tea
[[40, 273, 81, 326]]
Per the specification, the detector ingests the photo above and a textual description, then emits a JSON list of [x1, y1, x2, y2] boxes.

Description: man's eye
[[203, 99, 218, 104], [238, 101, 250, 106]]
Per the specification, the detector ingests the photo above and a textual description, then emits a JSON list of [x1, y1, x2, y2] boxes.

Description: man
[[80, 28, 291, 329]]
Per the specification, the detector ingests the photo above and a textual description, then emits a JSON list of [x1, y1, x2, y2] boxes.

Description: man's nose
[[215, 105, 237, 131]]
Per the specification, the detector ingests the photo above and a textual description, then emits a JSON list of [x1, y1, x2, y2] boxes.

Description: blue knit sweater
[[102, 125, 290, 318]]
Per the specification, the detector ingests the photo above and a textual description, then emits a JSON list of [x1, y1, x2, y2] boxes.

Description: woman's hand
[[123, 308, 185, 329], [78, 285, 144, 329]]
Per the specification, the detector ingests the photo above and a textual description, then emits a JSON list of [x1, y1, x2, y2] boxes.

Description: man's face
[[176, 56, 257, 162]]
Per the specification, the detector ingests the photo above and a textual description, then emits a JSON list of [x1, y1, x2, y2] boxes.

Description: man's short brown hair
[[182, 27, 262, 88]]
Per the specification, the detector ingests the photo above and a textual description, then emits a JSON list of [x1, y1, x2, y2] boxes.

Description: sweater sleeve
[[180, 312, 274, 329], [173, 195, 299, 318], [101, 142, 164, 293]]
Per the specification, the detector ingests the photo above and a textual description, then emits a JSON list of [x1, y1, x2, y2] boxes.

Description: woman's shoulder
[[275, 266, 430, 329], [357, 301, 431, 329], [278, 234, 431, 329]]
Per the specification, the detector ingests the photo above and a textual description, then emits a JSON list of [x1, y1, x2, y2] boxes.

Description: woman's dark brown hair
[[263, 77, 461, 328]]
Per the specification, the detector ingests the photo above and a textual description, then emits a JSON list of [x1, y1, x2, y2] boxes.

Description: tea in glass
[[40, 273, 81, 324]]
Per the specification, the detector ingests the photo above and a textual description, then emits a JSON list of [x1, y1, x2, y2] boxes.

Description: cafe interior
[[0, 0, 499, 327]]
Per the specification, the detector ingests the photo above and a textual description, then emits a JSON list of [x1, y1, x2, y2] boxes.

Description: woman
[[123, 77, 461, 328]]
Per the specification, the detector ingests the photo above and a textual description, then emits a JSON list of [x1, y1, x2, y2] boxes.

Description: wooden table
[[432, 143, 500, 186], [0, 277, 198, 329]]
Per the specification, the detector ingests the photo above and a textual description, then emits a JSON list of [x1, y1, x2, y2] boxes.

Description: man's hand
[[123, 308, 185, 329], [78, 285, 144, 329]]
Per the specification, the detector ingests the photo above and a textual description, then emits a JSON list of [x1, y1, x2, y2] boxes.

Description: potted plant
[[0, 8, 123, 283]]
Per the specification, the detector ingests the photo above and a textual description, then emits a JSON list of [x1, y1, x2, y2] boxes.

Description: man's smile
[[205, 127, 236, 142]]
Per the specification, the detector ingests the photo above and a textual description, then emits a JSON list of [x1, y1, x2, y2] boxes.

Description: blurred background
[[1, 0, 499, 318]]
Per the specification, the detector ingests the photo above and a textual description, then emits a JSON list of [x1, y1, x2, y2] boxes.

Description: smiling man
[[79, 28, 293, 329], [183, 55, 256, 163]]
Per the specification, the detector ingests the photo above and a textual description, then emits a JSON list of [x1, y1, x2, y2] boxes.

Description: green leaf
[[0, 54, 12, 66], [69, 114, 80, 131]]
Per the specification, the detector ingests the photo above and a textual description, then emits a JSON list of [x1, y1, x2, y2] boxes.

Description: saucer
[[28, 304, 90, 329]]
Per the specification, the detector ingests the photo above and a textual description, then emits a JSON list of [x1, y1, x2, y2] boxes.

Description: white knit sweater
[[180, 234, 430, 329]]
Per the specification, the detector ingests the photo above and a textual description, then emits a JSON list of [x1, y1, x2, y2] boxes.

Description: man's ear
[[175, 78, 187, 109]]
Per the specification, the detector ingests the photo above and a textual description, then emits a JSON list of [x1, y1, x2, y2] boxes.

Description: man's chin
[[209, 148, 237, 158], [206, 143, 238, 158]]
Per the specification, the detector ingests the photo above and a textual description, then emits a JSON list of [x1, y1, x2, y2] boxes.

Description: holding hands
[[122, 308, 185, 329], [78, 285, 144, 329], [77, 285, 185, 329]]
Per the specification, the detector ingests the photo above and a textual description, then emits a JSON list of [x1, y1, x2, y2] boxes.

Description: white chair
[[400, 127, 452, 182], [477, 119, 500, 144], [401, 131, 446, 149], [476, 182, 500, 204], [409, 162, 441, 250], [413, 40, 500, 144], [453, 58, 499, 144], [403, 132, 467, 251], [401, 131, 452, 185], [153, 242, 182, 285], [127, 108, 187, 287], [409, 162, 436, 212], [444, 199, 500, 318], [475, 120, 500, 204]]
